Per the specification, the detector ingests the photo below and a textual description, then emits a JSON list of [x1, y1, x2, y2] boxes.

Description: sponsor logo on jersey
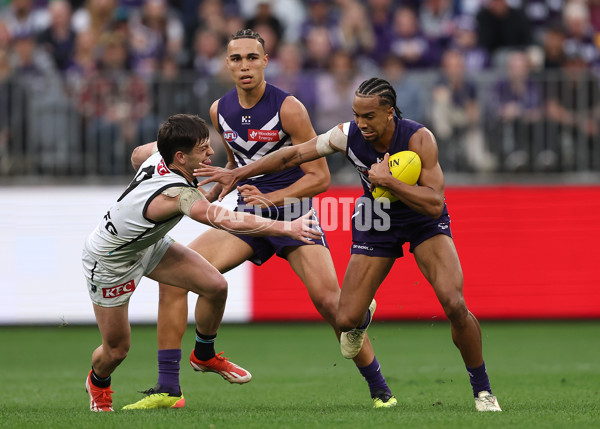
[[248, 129, 279, 142], [223, 130, 238, 142], [157, 158, 169, 176], [241, 115, 251, 124], [102, 280, 136, 298]]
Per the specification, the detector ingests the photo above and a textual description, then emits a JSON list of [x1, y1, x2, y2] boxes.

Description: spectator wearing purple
[[302, 26, 335, 71], [488, 51, 545, 171], [431, 49, 496, 172], [299, 0, 339, 47], [37, 0, 76, 71], [1, 0, 50, 39], [366, 0, 395, 65], [245, 0, 284, 45], [390, 6, 442, 69], [521, 0, 564, 43], [545, 51, 600, 171], [419, 0, 456, 50], [449, 14, 491, 72], [562, 1, 600, 71]]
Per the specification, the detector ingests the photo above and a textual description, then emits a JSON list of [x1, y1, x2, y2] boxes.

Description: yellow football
[[372, 151, 422, 202]]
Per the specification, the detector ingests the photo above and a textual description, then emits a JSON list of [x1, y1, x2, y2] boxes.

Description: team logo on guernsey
[[223, 130, 238, 142], [102, 280, 136, 298], [241, 115, 251, 124], [157, 158, 169, 175], [248, 129, 279, 142]]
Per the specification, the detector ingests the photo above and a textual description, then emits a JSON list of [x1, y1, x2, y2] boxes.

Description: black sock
[[91, 368, 111, 388], [194, 330, 216, 361]]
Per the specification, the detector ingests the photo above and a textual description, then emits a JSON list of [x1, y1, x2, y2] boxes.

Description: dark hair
[[157, 114, 209, 165], [355, 77, 403, 119], [230, 29, 266, 52]]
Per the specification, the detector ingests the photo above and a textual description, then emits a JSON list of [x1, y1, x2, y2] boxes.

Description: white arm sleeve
[[315, 125, 348, 156]]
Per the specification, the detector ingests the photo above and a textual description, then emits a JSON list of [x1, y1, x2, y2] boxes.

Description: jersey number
[[118, 165, 154, 202]]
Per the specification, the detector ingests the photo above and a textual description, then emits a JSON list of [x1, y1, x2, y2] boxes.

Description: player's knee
[[204, 276, 228, 303], [336, 312, 361, 332], [441, 295, 468, 322], [313, 294, 337, 322]]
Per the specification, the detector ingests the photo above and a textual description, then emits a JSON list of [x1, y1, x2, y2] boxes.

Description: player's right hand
[[195, 165, 238, 201], [289, 209, 323, 243]]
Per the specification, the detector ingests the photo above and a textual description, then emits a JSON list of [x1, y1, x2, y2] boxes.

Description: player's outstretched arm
[[190, 199, 322, 243], [195, 125, 344, 201]]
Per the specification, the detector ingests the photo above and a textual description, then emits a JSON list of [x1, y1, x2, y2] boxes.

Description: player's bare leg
[[414, 234, 501, 411], [288, 246, 397, 408], [87, 304, 130, 411]]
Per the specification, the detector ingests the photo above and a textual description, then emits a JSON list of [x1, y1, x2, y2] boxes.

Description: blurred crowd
[[1, 0, 600, 178]]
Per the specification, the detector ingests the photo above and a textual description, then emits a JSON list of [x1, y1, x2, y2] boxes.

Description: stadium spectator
[[449, 14, 491, 73], [520, 0, 564, 43], [418, 0, 456, 50], [487, 50, 545, 172], [196, 76, 503, 413], [475, 0, 533, 61], [541, 24, 567, 69], [77, 31, 153, 174], [366, 0, 395, 65], [562, 0, 600, 69], [125, 29, 398, 410], [299, 0, 339, 46], [302, 25, 335, 71], [431, 49, 496, 172], [83, 113, 321, 412], [336, 0, 375, 58], [270, 42, 318, 113], [72, 0, 118, 40], [390, 6, 442, 69], [127, 0, 185, 78], [381, 54, 426, 124], [37, 0, 76, 71], [1, 0, 50, 38], [0, 48, 12, 174], [314, 49, 365, 134], [244, 0, 284, 45], [545, 51, 600, 171]]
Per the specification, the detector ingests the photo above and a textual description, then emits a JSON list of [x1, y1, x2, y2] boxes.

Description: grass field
[[1, 321, 599, 429]]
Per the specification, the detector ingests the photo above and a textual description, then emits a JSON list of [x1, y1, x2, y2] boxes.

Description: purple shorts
[[350, 213, 452, 258], [234, 200, 328, 266]]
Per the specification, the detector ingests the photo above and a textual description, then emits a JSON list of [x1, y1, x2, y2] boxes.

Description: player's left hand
[[368, 153, 390, 191], [237, 185, 272, 208]]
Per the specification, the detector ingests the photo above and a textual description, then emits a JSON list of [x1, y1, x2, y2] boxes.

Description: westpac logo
[[241, 115, 251, 124], [223, 130, 238, 142], [102, 280, 136, 298]]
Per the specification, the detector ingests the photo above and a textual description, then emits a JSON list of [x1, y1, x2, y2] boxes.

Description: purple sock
[[157, 349, 181, 394], [466, 361, 492, 397], [357, 357, 390, 397]]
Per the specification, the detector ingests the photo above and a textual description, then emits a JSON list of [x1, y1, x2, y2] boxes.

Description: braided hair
[[230, 29, 266, 53], [355, 77, 403, 119]]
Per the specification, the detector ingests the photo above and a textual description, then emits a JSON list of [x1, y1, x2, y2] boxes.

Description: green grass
[[1, 321, 599, 428]]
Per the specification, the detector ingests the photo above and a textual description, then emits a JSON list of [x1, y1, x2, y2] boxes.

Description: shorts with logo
[[82, 235, 174, 307], [351, 213, 452, 258], [233, 201, 329, 266]]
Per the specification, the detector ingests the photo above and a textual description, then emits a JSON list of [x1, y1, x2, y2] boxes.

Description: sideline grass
[[1, 321, 599, 428]]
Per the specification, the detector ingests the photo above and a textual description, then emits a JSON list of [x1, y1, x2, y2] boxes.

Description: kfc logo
[[248, 129, 279, 142], [102, 280, 136, 298], [157, 159, 169, 176], [223, 130, 238, 142]]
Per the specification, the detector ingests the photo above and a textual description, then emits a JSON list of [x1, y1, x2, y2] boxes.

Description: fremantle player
[[125, 30, 397, 409], [197, 78, 503, 412], [83, 114, 322, 412]]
